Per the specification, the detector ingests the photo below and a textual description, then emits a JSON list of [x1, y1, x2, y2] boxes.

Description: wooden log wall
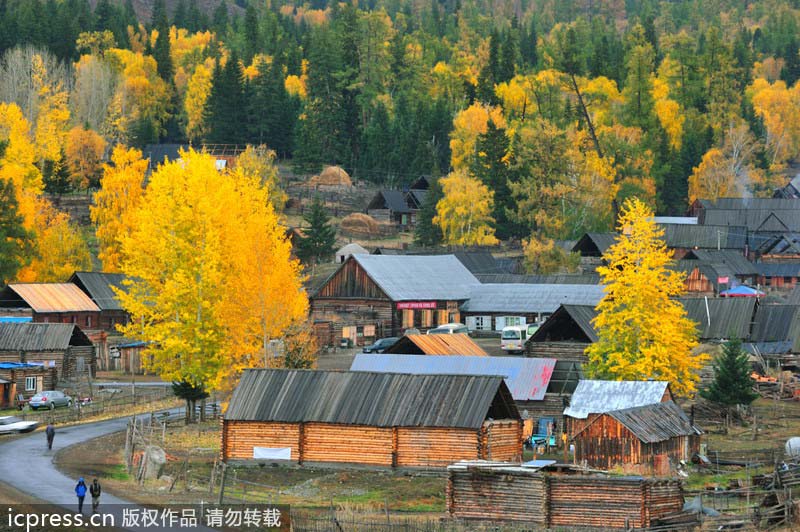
[[526, 342, 588, 363], [223, 421, 300, 460], [684, 268, 714, 294], [446, 468, 547, 523], [572, 415, 643, 470], [395, 427, 479, 467], [310, 299, 394, 344], [446, 470, 683, 529], [303, 423, 394, 466], [481, 420, 522, 462], [517, 394, 567, 421]]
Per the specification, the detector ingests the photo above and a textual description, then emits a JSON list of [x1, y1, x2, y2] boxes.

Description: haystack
[[340, 213, 381, 238], [309, 166, 352, 187]]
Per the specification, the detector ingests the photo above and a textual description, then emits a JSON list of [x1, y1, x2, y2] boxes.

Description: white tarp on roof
[[564, 380, 669, 419]]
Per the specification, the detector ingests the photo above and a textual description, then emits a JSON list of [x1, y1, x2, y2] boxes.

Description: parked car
[[362, 337, 399, 353], [0, 416, 38, 434], [427, 323, 470, 335], [28, 391, 72, 410]]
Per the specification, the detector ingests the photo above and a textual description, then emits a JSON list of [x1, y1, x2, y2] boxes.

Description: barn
[[222, 369, 522, 468], [310, 254, 478, 345], [0, 323, 95, 382], [572, 401, 702, 474]]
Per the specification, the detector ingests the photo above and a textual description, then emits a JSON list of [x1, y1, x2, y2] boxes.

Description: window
[[473, 316, 490, 331], [25, 377, 36, 392], [86, 316, 92, 327], [402, 309, 414, 328], [504, 316, 523, 327], [421, 310, 433, 328], [436, 310, 448, 326]]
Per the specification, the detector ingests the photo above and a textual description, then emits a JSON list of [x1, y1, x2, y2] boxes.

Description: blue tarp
[[0, 316, 32, 323], [720, 285, 764, 297]]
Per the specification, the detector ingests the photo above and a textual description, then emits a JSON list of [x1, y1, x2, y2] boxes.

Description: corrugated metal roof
[[377, 190, 411, 213], [686, 250, 758, 275], [660, 224, 747, 249], [703, 209, 800, 232], [3, 284, 100, 313], [564, 380, 670, 419], [461, 284, 605, 313], [653, 217, 698, 225], [452, 251, 506, 274], [69, 272, 128, 311], [224, 369, 519, 429], [352, 255, 478, 301], [350, 354, 556, 401], [476, 273, 601, 284], [704, 198, 800, 210], [787, 286, 800, 305], [755, 262, 800, 277], [750, 305, 800, 344], [677, 297, 756, 340], [744, 341, 793, 355], [604, 401, 701, 443], [385, 334, 488, 356], [0, 323, 93, 351], [572, 233, 617, 256]]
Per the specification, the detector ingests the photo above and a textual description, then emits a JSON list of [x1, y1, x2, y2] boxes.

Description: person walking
[[75, 478, 87, 513], [89, 478, 101, 513], [45, 424, 55, 450]]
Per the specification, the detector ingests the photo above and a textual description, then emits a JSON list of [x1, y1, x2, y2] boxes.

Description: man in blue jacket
[[75, 478, 87, 513]]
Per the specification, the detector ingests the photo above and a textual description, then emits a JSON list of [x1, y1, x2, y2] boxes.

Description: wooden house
[[68, 272, 130, 332], [756, 262, 800, 290], [572, 401, 701, 474], [384, 334, 487, 355], [0, 283, 101, 328], [461, 284, 604, 334], [564, 380, 672, 438], [310, 254, 478, 345], [366, 190, 414, 227], [0, 362, 55, 408], [0, 323, 95, 382], [526, 304, 597, 363], [222, 369, 522, 468]]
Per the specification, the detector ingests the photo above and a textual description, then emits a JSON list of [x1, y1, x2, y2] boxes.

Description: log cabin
[[310, 254, 479, 346], [222, 369, 523, 468], [68, 271, 130, 332], [572, 401, 701, 475], [0, 323, 95, 382], [0, 362, 55, 408]]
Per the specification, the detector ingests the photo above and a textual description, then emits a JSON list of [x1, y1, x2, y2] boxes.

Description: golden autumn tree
[[65, 126, 107, 190], [586, 198, 707, 396], [434, 170, 498, 246], [0, 103, 43, 227], [116, 149, 307, 396], [90, 145, 148, 271], [449, 103, 506, 170]]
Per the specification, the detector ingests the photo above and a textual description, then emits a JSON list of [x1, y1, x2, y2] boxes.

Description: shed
[[525, 304, 597, 363], [0, 362, 54, 408], [384, 334, 487, 356], [310, 254, 478, 344], [461, 284, 605, 333], [334, 243, 369, 264], [68, 271, 130, 332], [564, 380, 672, 436], [366, 190, 414, 227], [0, 323, 95, 381], [572, 401, 701, 474], [222, 369, 522, 467], [572, 233, 617, 257]]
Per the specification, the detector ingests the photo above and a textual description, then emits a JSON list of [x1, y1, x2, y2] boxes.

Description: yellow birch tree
[[434, 170, 498, 246], [586, 198, 707, 396]]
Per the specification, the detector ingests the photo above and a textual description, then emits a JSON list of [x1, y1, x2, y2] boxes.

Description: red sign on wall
[[396, 301, 437, 310]]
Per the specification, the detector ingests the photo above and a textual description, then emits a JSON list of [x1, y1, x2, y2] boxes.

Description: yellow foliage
[[651, 76, 684, 150], [688, 148, 734, 202], [0, 103, 43, 228], [65, 126, 107, 190], [17, 197, 91, 283], [495, 76, 529, 118], [232, 145, 286, 213], [91, 145, 148, 272], [580, 76, 623, 126], [449, 103, 506, 170], [522, 235, 580, 274], [117, 149, 307, 392], [586, 198, 707, 397], [284, 75, 307, 100], [169, 27, 214, 73], [31, 54, 70, 163], [434, 170, 498, 246], [184, 59, 214, 142], [749, 77, 800, 167]]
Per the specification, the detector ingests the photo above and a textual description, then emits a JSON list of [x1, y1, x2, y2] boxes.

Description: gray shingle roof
[[370, 190, 411, 213], [68, 271, 128, 311], [476, 273, 601, 284], [0, 323, 93, 351], [564, 380, 670, 419], [755, 262, 800, 277], [685, 250, 758, 276], [660, 224, 747, 250], [461, 284, 605, 314], [350, 354, 556, 401], [353, 254, 478, 301], [604, 401, 701, 443], [703, 209, 800, 232], [224, 369, 519, 429], [677, 297, 756, 340]]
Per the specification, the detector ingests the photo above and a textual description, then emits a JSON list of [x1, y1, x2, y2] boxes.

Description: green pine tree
[[0, 178, 35, 285], [701, 338, 758, 407], [413, 177, 443, 247], [297, 196, 336, 266]]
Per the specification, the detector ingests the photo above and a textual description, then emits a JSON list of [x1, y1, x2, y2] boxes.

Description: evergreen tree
[[497, 30, 517, 84], [701, 339, 758, 407], [359, 100, 393, 182], [204, 54, 248, 144], [414, 177, 444, 247], [297, 196, 336, 265], [520, 18, 538, 68], [249, 58, 297, 156], [172, 0, 188, 29], [42, 152, 71, 194], [152, 4, 173, 81], [150, 0, 168, 29], [0, 177, 34, 285], [243, 3, 259, 63], [781, 37, 800, 86], [213, 0, 229, 34]]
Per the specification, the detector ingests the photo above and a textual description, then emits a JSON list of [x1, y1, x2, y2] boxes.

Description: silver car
[[29, 391, 72, 410]]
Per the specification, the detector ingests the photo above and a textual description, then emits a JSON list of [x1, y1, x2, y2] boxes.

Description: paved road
[[0, 410, 218, 531]]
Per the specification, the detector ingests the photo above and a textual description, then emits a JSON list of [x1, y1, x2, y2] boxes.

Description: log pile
[[446, 464, 684, 530]]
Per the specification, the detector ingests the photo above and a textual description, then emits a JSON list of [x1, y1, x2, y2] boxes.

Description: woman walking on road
[[75, 477, 87, 513]]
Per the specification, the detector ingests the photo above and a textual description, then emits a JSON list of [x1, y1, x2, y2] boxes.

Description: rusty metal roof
[[564, 380, 670, 419], [0, 323, 93, 351], [224, 369, 519, 429], [384, 334, 487, 356], [350, 354, 556, 401], [2, 284, 100, 313], [603, 401, 702, 443]]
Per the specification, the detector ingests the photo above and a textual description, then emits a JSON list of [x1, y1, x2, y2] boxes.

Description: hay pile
[[340, 213, 380, 238], [309, 166, 352, 187]]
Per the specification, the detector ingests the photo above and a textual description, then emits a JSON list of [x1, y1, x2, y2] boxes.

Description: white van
[[427, 323, 470, 335], [501, 325, 528, 353]]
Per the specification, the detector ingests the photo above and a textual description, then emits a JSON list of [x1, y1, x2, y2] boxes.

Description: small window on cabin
[[436, 310, 448, 326], [25, 377, 36, 392], [402, 310, 414, 329], [504, 316, 522, 327], [86, 316, 92, 327], [421, 310, 433, 327]]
